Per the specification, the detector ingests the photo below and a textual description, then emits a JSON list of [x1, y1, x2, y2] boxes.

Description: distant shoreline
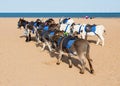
[[0, 13, 120, 18]]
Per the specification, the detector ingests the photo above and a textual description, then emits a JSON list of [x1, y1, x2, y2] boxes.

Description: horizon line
[[0, 12, 120, 13]]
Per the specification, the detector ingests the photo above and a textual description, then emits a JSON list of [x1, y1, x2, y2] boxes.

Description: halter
[[78, 25, 82, 34]]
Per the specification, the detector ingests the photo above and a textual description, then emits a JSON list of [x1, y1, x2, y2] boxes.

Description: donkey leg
[[36, 34, 41, 44], [36, 37, 41, 46], [36, 32, 40, 43], [80, 59, 85, 74], [24, 29, 27, 36], [96, 34, 101, 45], [25, 36, 28, 42], [41, 43, 46, 51], [66, 49, 73, 68], [86, 53, 94, 74], [79, 54, 86, 74], [56, 50, 63, 65], [99, 35, 104, 46], [41, 35, 47, 51], [25, 32, 29, 42], [68, 53, 73, 68], [46, 41, 52, 52], [81, 33, 86, 39], [26, 29, 30, 42], [29, 34, 31, 41]]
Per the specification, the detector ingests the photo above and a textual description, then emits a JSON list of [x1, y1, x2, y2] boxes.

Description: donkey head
[[17, 18, 27, 29], [52, 30, 64, 42]]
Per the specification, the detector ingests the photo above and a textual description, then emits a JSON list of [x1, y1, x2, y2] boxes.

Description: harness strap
[[65, 24, 70, 32], [57, 37, 63, 47], [84, 25, 87, 32], [85, 25, 96, 34], [78, 25, 82, 34]]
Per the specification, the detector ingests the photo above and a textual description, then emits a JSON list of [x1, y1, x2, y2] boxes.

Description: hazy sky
[[0, 0, 120, 12]]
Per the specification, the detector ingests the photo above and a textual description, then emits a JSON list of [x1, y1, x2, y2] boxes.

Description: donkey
[[52, 31, 94, 74], [18, 18, 44, 42], [41, 24, 60, 51], [17, 18, 41, 37], [35, 19, 60, 51], [71, 24, 106, 46]]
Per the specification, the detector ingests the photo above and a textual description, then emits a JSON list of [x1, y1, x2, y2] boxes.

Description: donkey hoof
[[56, 62, 60, 65], [90, 59, 93, 62], [69, 65, 72, 68], [36, 44, 39, 47], [80, 71, 84, 74], [25, 40, 29, 42], [41, 48, 44, 51], [90, 70, 94, 74]]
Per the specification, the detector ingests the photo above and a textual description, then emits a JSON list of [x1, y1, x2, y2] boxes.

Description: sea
[[0, 13, 120, 18]]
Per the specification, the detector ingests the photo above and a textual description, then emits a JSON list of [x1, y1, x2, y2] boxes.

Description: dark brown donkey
[[17, 18, 29, 29], [52, 31, 94, 74]]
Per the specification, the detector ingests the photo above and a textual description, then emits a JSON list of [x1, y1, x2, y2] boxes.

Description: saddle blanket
[[63, 19, 68, 24], [85, 25, 96, 33], [61, 36, 76, 49], [43, 26, 49, 31]]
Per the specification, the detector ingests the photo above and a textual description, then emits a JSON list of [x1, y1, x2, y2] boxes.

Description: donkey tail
[[103, 29, 107, 35]]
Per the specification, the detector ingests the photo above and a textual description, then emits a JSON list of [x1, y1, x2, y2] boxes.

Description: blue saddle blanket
[[62, 36, 76, 49], [57, 37, 63, 46], [63, 19, 68, 24], [43, 26, 49, 31], [34, 22, 37, 27], [66, 40, 75, 48], [57, 36, 76, 49], [85, 26, 96, 33], [49, 31, 55, 36]]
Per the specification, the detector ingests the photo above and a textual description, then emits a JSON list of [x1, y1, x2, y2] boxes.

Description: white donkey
[[59, 23, 105, 46], [59, 17, 74, 25], [72, 24, 105, 46]]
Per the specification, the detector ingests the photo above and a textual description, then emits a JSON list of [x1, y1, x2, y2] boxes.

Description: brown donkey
[[52, 31, 94, 74]]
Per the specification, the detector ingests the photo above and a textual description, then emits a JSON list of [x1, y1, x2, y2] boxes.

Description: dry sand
[[0, 18, 120, 86]]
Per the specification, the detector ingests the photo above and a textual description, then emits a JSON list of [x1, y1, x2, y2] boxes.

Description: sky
[[0, 0, 120, 12]]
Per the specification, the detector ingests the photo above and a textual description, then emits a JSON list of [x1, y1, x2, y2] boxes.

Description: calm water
[[0, 13, 120, 18]]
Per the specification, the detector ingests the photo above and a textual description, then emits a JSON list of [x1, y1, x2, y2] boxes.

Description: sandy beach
[[0, 18, 120, 86]]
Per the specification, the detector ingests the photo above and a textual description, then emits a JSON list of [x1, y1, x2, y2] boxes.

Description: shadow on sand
[[50, 51, 92, 74]]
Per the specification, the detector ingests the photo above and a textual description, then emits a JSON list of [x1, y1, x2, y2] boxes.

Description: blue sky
[[0, 0, 120, 12]]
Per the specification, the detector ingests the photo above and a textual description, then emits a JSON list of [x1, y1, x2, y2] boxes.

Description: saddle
[[63, 18, 68, 24], [43, 26, 49, 31], [46, 30, 55, 41], [62, 36, 77, 49], [85, 24, 96, 32], [38, 26, 49, 37], [40, 30, 56, 43]]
